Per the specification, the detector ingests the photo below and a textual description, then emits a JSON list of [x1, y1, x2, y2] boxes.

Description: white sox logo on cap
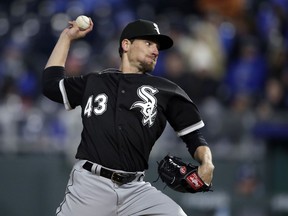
[[153, 23, 160, 34], [119, 19, 173, 50]]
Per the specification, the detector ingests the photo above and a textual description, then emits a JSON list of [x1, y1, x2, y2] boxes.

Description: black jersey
[[43, 67, 204, 172]]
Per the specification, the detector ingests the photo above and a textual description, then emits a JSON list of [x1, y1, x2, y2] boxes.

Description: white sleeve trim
[[177, 120, 205, 136], [59, 79, 73, 110]]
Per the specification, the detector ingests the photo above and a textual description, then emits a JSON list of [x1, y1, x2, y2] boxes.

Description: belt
[[82, 161, 144, 185]]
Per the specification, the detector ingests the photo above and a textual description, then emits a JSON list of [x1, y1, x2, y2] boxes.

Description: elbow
[[42, 74, 54, 98], [42, 82, 50, 98], [41, 77, 63, 103], [41, 66, 64, 99]]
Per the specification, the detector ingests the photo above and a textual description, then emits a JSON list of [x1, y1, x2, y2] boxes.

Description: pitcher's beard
[[139, 61, 156, 73]]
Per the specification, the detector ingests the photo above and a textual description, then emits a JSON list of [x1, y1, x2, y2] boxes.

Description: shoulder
[[84, 68, 121, 79], [147, 74, 179, 88], [149, 75, 187, 93], [98, 68, 122, 75], [150, 75, 192, 102]]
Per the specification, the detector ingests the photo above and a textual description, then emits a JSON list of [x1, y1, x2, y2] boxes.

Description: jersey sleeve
[[165, 85, 204, 137], [60, 75, 86, 110], [42, 66, 86, 110], [42, 66, 65, 103]]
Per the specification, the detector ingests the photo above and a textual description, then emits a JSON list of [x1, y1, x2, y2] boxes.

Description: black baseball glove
[[157, 154, 212, 193]]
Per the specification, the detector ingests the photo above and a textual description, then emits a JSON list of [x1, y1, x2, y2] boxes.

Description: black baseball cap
[[119, 19, 173, 50]]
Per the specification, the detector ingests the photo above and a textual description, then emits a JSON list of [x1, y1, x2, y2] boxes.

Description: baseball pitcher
[[43, 18, 214, 216]]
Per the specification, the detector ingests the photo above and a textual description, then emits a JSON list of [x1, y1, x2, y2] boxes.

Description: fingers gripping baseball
[[64, 16, 93, 40]]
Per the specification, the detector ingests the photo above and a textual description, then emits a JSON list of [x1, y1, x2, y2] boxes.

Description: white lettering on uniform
[[131, 85, 158, 127]]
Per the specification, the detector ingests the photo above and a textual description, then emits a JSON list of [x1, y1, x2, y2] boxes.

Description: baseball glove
[[157, 154, 212, 193]]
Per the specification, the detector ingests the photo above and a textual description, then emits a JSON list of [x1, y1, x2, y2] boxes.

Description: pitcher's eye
[[145, 41, 152, 46], [145, 40, 160, 50]]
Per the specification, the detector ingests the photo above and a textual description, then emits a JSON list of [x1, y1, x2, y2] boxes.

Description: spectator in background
[[223, 37, 267, 105], [163, 49, 220, 105]]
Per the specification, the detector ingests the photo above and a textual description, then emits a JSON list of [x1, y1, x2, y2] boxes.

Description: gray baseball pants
[[56, 160, 187, 216]]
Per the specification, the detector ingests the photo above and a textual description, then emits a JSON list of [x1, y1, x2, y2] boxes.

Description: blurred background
[[0, 0, 288, 215]]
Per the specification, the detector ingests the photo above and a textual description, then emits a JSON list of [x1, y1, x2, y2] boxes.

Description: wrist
[[60, 30, 74, 43]]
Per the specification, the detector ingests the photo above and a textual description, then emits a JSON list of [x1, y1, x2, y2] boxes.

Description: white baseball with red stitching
[[76, 15, 90, 30]]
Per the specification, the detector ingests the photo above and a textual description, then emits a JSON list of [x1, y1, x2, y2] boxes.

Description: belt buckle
[[111, 172, 135, 185], [111, 172, 123, 184]]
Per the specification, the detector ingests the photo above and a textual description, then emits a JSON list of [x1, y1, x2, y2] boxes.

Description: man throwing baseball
[[43, 17, 214, 216]]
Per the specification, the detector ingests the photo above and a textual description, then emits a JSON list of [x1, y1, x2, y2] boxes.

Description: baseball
[[75, 15, 91, 30]]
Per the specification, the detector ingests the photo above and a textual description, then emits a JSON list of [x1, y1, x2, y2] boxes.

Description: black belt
[[82, 161, 143, 185]]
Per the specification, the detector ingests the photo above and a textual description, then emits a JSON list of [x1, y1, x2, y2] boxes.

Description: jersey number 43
[[84, 94, 108, 117]]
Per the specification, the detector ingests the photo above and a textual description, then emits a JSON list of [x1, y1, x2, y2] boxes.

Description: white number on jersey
[[84, 94, 108, 117]]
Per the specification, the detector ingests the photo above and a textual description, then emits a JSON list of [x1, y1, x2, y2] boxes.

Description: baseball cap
[[119, 19, 173, 50]]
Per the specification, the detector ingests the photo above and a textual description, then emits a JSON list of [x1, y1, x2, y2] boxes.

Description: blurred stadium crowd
[[0, 0, 287, 157]]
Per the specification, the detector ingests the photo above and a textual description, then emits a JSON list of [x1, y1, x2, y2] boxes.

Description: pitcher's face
[[127, 39, 160, 73]]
